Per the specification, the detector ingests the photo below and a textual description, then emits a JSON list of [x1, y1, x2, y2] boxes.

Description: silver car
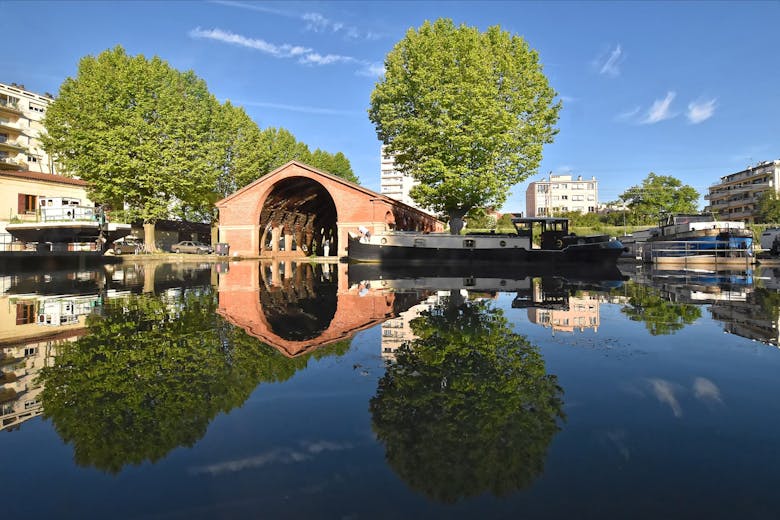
[[170, 241, 213, 254]]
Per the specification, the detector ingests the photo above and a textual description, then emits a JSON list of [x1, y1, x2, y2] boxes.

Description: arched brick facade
[[216, 161, 443, 258]]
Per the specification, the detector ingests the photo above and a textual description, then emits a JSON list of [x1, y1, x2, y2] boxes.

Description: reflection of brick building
[[528, 292, 600, 333]]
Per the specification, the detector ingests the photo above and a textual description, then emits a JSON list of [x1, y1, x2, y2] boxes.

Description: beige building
[[704, 160, 780, 223], [0, 170, 90, 241], [526, 174, 598, 217], [0, 82, 57, 174]]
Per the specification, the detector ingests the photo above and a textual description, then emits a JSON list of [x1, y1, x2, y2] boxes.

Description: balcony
[[0, 99, 22, 115], [0, 121, 22, 135], [0, 138, 26, 153], [0, 157, 25, 170]]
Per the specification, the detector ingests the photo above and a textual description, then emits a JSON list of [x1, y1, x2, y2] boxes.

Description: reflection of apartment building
[[704, 160, 780, 223], [526, 174, 598, 217], [528, 293, 600, 333], [381, 292, 446, 361], [1, 334, 78, 431], [380, 145, 432, 214], [0, 82, 57, 174], [710, 299, 780, 346]]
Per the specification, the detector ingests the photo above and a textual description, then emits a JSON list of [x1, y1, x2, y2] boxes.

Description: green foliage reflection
[[618, 282, 701, 335], [39, 288, 349, 474], [370, 296, 564, 502]]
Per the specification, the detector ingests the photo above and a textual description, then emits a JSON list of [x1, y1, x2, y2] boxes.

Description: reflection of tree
[[39, 288, 349, 474], [618, 282, 701, 335], [370, 296, 564, 503], [754, 288, 780, 322]]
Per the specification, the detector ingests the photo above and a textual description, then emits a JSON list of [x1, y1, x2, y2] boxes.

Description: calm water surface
[[2, 260, 780, 519]]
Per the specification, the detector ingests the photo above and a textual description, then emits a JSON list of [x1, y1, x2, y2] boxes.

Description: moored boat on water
[[639, 214, 753, 266], [347, 217, 625, 266]]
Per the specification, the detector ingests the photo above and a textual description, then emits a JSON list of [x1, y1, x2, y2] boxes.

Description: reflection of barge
[[348, 217, 625, 265]]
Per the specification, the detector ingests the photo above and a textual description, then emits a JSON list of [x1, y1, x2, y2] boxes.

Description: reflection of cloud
[[648, 378, 683, 417], [191, 440, 352, 476], [693, 377, 722, 403], [606, 430, 630, 460]]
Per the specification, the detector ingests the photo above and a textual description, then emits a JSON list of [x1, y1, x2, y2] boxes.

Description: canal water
[[2, 260, 780, 519]]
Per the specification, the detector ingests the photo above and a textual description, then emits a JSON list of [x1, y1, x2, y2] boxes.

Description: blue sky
[[4, 1, 779, 210]]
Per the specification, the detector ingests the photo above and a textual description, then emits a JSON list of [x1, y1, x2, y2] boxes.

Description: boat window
[[413, 238, 426, 247], [463, 239, 475, 248]]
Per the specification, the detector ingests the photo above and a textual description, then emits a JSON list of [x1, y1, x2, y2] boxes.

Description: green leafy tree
[[39, 288, 350, 474], [370, 295, 564, 502], [309, 149, 359, 183], [619, 173, 700, 225], [369, 19, 560, 234], [42, 46, 223, 251], [617, 282, 701, 335], [756, 190, 780, 224]]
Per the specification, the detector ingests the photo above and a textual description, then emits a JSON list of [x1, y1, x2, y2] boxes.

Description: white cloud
[[641, 91, 677, 124], [299, 52, 355, 66], [235, 100, 362, 116], [596, 44, 625, 77], [616, 106, 641, 122], [356, 62, 385, 77], [687, 98, 717, 124], [189, 27, 309, 58]]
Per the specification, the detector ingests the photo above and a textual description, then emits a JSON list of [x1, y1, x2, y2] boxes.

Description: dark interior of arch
[[259, 177, 338, 254], [260, 263, 338, 341]]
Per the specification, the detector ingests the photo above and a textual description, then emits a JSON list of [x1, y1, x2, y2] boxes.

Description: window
[[572, 195, 584, 201], [27, 155, 38, 163], [588, 206, 596, 212], [16, 302, 36, 325], [588, 183, 594, 189], [537, 185, 548, 192], [29, 104, 45, 113], [24, 347, 38, 356], [587, 195, 595, 201], [18, 193, 37, 214], [552, 195, 559, 201], [561, 195, 568, 200], [561, 184, 568, 189]]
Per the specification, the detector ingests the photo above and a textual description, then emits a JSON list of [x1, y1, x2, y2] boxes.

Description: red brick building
[[215, 161, 443, 258]]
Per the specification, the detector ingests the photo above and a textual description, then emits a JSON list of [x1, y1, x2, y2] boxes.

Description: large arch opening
[[258, 177, 338, 257]]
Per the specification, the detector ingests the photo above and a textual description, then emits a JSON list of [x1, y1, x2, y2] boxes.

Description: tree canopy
[[756, 190, 780, 224], [618, 173, 700, 225], [369, 19, 560, 233], [370, 295, 564, 502], [42, 46, 357, 230]]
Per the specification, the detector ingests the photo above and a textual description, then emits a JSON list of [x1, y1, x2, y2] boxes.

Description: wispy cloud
[[615, 105, 641, 122], [190, 26, 383, 77], [189, 27, 309, 58], [687, 98, 717, 124], [190, 440, 352, 476], [213, 1, 381, 41], [641, 91, 677, 124], [236, 100, 362, 116], [595, 44, 625, 77]]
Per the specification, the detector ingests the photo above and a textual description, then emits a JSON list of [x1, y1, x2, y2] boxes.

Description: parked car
[[112, 236, 143, 255], [170, 241, 213, 254]]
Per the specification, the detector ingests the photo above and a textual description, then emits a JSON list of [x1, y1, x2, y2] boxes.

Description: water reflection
[[370, 293, 565, 502]]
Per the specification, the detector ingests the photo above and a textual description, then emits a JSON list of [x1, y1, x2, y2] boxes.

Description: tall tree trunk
[[143, 222, 157, 253], [448, 208, 468, 235]]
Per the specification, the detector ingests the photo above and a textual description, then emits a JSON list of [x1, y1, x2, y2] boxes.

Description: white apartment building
[[380, 145, 431, 213], [0, 82, 57, 174], [525, 174, 598, 217], [704, 160, 780, 223]]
